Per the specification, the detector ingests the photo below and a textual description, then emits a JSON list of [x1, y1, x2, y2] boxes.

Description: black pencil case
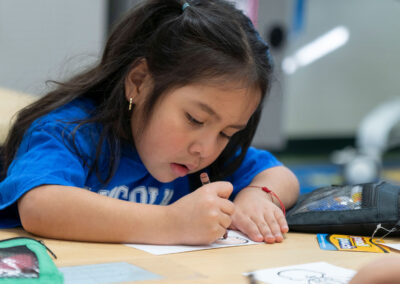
[[286, 181, 400, 237]]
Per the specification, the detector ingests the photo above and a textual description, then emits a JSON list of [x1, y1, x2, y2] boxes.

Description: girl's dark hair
[[1, 0, 272, 184]]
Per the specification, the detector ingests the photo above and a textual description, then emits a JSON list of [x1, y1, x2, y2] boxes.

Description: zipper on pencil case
[[0, 236, 58, 259]]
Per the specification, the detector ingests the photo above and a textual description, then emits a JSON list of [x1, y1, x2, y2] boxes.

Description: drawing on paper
[[277, 269, 347, 284], [214, 236, 249, 245]]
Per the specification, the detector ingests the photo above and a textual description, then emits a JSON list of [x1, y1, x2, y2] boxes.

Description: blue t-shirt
[[0, 98, 282, 228]]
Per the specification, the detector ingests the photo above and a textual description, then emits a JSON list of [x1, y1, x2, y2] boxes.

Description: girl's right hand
[[168, 181, 234, 245]]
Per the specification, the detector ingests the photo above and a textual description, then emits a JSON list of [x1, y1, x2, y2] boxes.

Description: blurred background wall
[[283, 0, 400, 141], [0, 0, 107, 95]]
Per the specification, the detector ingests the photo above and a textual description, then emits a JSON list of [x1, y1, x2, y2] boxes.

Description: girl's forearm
[[18, 185, 178, 244]]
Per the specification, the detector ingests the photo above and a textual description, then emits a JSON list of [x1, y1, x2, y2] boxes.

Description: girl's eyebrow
[[196, 102, 246, 130]]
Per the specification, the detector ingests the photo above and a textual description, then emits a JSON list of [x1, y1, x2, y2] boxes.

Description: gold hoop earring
[[128, 97, 133, 111]]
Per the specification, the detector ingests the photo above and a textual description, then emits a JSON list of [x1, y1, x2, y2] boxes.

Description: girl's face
[[130, 81, 260, 183]]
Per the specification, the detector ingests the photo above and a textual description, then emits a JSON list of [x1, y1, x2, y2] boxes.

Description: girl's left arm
[[230, 165, 299, 243]]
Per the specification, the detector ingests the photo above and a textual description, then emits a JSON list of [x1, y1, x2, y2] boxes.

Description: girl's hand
[[168, 181, 235, 245], [349, 256, 400, 284], [230, 186, 288, 243]]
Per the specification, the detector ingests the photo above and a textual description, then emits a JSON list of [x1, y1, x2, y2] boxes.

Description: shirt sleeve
[[226, 147, 283, 196], [0, 121, 93, 213]]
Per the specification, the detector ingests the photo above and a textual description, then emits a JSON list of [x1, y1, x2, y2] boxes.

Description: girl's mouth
[[170, 163, 189, 177]]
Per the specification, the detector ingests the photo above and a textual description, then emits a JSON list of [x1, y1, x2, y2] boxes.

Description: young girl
[[0, 0, 299, 245]]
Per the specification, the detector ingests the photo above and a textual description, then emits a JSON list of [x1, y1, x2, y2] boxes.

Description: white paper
[[125, 230, 260, 255], [244, 262, 356, 284], [382, 243, 400, 251]]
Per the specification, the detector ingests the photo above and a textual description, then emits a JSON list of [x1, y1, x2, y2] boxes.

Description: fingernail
[[266, 234, 274, 240], [265, 235, 275, 243]]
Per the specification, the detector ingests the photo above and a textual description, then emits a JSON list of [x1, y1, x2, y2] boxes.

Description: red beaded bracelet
[[247, 185, 286, 216]]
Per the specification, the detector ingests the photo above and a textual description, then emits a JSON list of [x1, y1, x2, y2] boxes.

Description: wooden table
[[0, 228, 398, 283], [0, 87, 37, 144]]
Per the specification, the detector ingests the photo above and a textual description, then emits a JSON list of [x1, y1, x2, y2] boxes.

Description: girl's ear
[[124, 59, 152, 103]]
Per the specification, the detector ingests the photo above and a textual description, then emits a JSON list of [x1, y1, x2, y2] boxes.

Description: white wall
[[252, 0, 290, 149], [0, 0, 106, 95], [284, 0, 400, 138]]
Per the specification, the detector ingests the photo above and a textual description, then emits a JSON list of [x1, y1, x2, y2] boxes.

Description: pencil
[[200, 172, 210, 184], [200, 172, 228, 239]]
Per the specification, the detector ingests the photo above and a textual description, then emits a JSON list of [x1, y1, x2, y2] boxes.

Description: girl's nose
[[188, 136, 215, 159]]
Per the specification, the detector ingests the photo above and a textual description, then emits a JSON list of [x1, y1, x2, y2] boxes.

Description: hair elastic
[[182, 2, 190, 11]]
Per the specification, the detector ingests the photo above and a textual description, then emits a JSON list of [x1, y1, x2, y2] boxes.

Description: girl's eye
[[220, 132, 232, 140], [186, 113, 203, 125], [186, 112, 232, 139]]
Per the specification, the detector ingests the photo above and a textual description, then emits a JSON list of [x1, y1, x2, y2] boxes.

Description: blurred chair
[[332, 97, 400, 185], [0, 88, 36, 145]]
